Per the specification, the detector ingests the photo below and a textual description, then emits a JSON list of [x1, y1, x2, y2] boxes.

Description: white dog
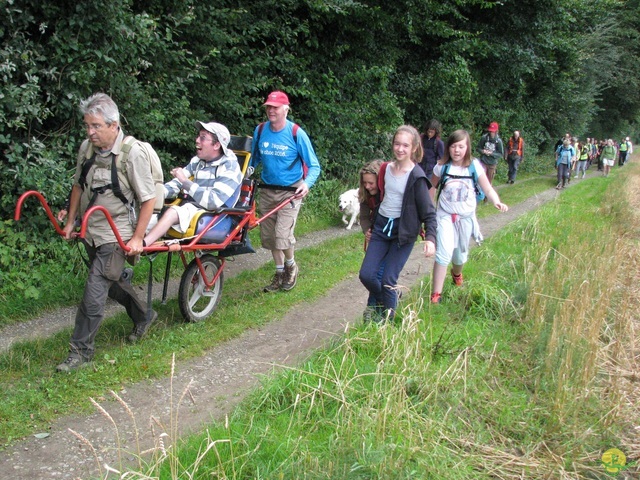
[[338, 189, 360, 230]]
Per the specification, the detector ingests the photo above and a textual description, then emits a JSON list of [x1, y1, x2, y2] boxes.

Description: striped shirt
[[164, 150, 242, 210]]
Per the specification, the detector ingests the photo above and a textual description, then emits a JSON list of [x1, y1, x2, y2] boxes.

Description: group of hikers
[[53, 89, 632, 370], [55, 90, 320, 371], [554, 134, 633, 188], [357, 121, 509, 324]]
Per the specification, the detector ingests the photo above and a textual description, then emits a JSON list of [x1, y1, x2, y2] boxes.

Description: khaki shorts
[[258, 184, 302, 251]]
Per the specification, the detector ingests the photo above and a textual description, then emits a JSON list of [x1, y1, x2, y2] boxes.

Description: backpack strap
[[436, 163, 451, 200], [377, 162, 389, 201], [437, 162, 484, 200], [79, 136, 136, 210], [110, 136, 137, 207]]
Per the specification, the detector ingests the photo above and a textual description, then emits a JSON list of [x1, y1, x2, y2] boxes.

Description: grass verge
[[113, 164, 640, 478]]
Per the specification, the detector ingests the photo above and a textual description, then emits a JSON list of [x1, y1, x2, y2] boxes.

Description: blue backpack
[[437, 161, 485, 203]]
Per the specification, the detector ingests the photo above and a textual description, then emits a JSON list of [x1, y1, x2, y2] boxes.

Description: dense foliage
[[1, 0, 638, 248]]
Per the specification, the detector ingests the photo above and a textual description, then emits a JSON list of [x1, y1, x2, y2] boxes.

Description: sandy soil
[[0, 184, 561, 479]]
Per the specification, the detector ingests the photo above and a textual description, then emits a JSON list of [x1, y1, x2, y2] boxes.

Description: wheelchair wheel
[[178, 254, 223, 322]]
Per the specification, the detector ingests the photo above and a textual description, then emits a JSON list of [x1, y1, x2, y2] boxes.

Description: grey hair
[[79, 93, 120, 125]]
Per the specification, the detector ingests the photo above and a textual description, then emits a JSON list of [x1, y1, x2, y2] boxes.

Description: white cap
[[195, 121, 231, 155]]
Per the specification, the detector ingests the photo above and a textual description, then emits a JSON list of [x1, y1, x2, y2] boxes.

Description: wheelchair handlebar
[[14, 190, 65, 237], [79, 206, 131, 252]]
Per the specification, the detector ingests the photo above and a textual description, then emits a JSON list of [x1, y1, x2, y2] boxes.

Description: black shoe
[[128, 311, 158, 343]]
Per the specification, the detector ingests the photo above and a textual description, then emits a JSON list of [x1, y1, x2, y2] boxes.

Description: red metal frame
[[14, 189, 299, 291]]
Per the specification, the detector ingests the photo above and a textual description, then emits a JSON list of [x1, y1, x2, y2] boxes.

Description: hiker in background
[[476, 121, 503, 188], [429, 130, 508, 304], [574, 139, 590, 179], [143, 122, 242, 246], [618, 137, 631, 166], [596, 139, 605, 171], [555, 138, 575, 189], [250, 90, 321, 293], [418, 119, 445, 183], [505, 130, 524, 184], [357, 159, 384, 322], [601, 139, 617, 177], [359, 125, 436, 322], [57, 93, 158, 372]]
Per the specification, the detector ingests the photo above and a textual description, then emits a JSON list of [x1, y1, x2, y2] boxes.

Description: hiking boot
[[263, 271, 284, 293], [452, 272, 464, 287], [281, 262, 298, 291], [362, 306, 377, 323], [128, 311, 158, 343], [56, 353, 92, 372]]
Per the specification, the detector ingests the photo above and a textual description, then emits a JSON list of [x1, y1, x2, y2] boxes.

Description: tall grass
[[103, 165, 640, 478]]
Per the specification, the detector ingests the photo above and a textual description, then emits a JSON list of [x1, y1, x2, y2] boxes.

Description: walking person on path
[[418, 119, 445, 183], [476, 121, 504, 188], [359, 125, 436, 322], [357, 159, 385, 322], [574, 139, 590, 179], [430, 130, 508, 304], [250, 91, 321, 293], [601, 139, 616, 177], [57, 93, 158, 372], [505, 130, 524, 184], [555, 138, 575, 188]]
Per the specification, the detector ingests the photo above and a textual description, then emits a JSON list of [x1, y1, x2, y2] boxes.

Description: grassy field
[[123, 164, 638, 478]]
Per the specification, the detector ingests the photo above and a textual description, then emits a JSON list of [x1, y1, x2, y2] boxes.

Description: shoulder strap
[[111, 136, 137, 206], [468, 161, 478, 184], [436, 163, 451, 200], [78, 154, 96, 191], [378, 162, 389, 201]]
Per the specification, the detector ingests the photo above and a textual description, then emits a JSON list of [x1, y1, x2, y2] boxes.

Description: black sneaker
[[56, 353, 92, 372], [281, 263, 298, 291], [263, 271, 284, 293], [128, 311, 158, 343]]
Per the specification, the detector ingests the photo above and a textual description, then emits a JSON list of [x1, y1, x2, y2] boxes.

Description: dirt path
[[0, 183, 562, 479]]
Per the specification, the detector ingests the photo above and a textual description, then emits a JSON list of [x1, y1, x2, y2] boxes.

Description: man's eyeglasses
[[84, 123, 107, 132]]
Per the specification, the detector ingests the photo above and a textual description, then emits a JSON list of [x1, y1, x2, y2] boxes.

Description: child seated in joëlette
[[144, 122, 243, 245]]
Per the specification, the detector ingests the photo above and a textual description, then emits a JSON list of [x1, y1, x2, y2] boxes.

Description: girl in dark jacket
[[359, 125, 437, 322]]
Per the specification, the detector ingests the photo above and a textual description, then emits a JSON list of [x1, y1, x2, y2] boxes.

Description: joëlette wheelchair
[[14, 135, 298, 322]]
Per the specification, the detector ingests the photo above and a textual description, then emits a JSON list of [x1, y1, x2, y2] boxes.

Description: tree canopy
[[1, 0, 638, 220]]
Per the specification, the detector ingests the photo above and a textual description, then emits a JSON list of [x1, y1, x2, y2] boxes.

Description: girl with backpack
[[358, 125, 436, 322], [429, 130, 508, 304]]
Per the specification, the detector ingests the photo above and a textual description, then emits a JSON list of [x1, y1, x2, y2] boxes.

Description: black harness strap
[[79, 151, 132, 210]]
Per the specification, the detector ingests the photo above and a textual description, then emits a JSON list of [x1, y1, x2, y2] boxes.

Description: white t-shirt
[[433, 159, 485, 215], [378, 166, 409, 219]]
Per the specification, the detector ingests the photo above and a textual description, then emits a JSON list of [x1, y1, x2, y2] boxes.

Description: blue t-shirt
[[250, 120, 321, 188]]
